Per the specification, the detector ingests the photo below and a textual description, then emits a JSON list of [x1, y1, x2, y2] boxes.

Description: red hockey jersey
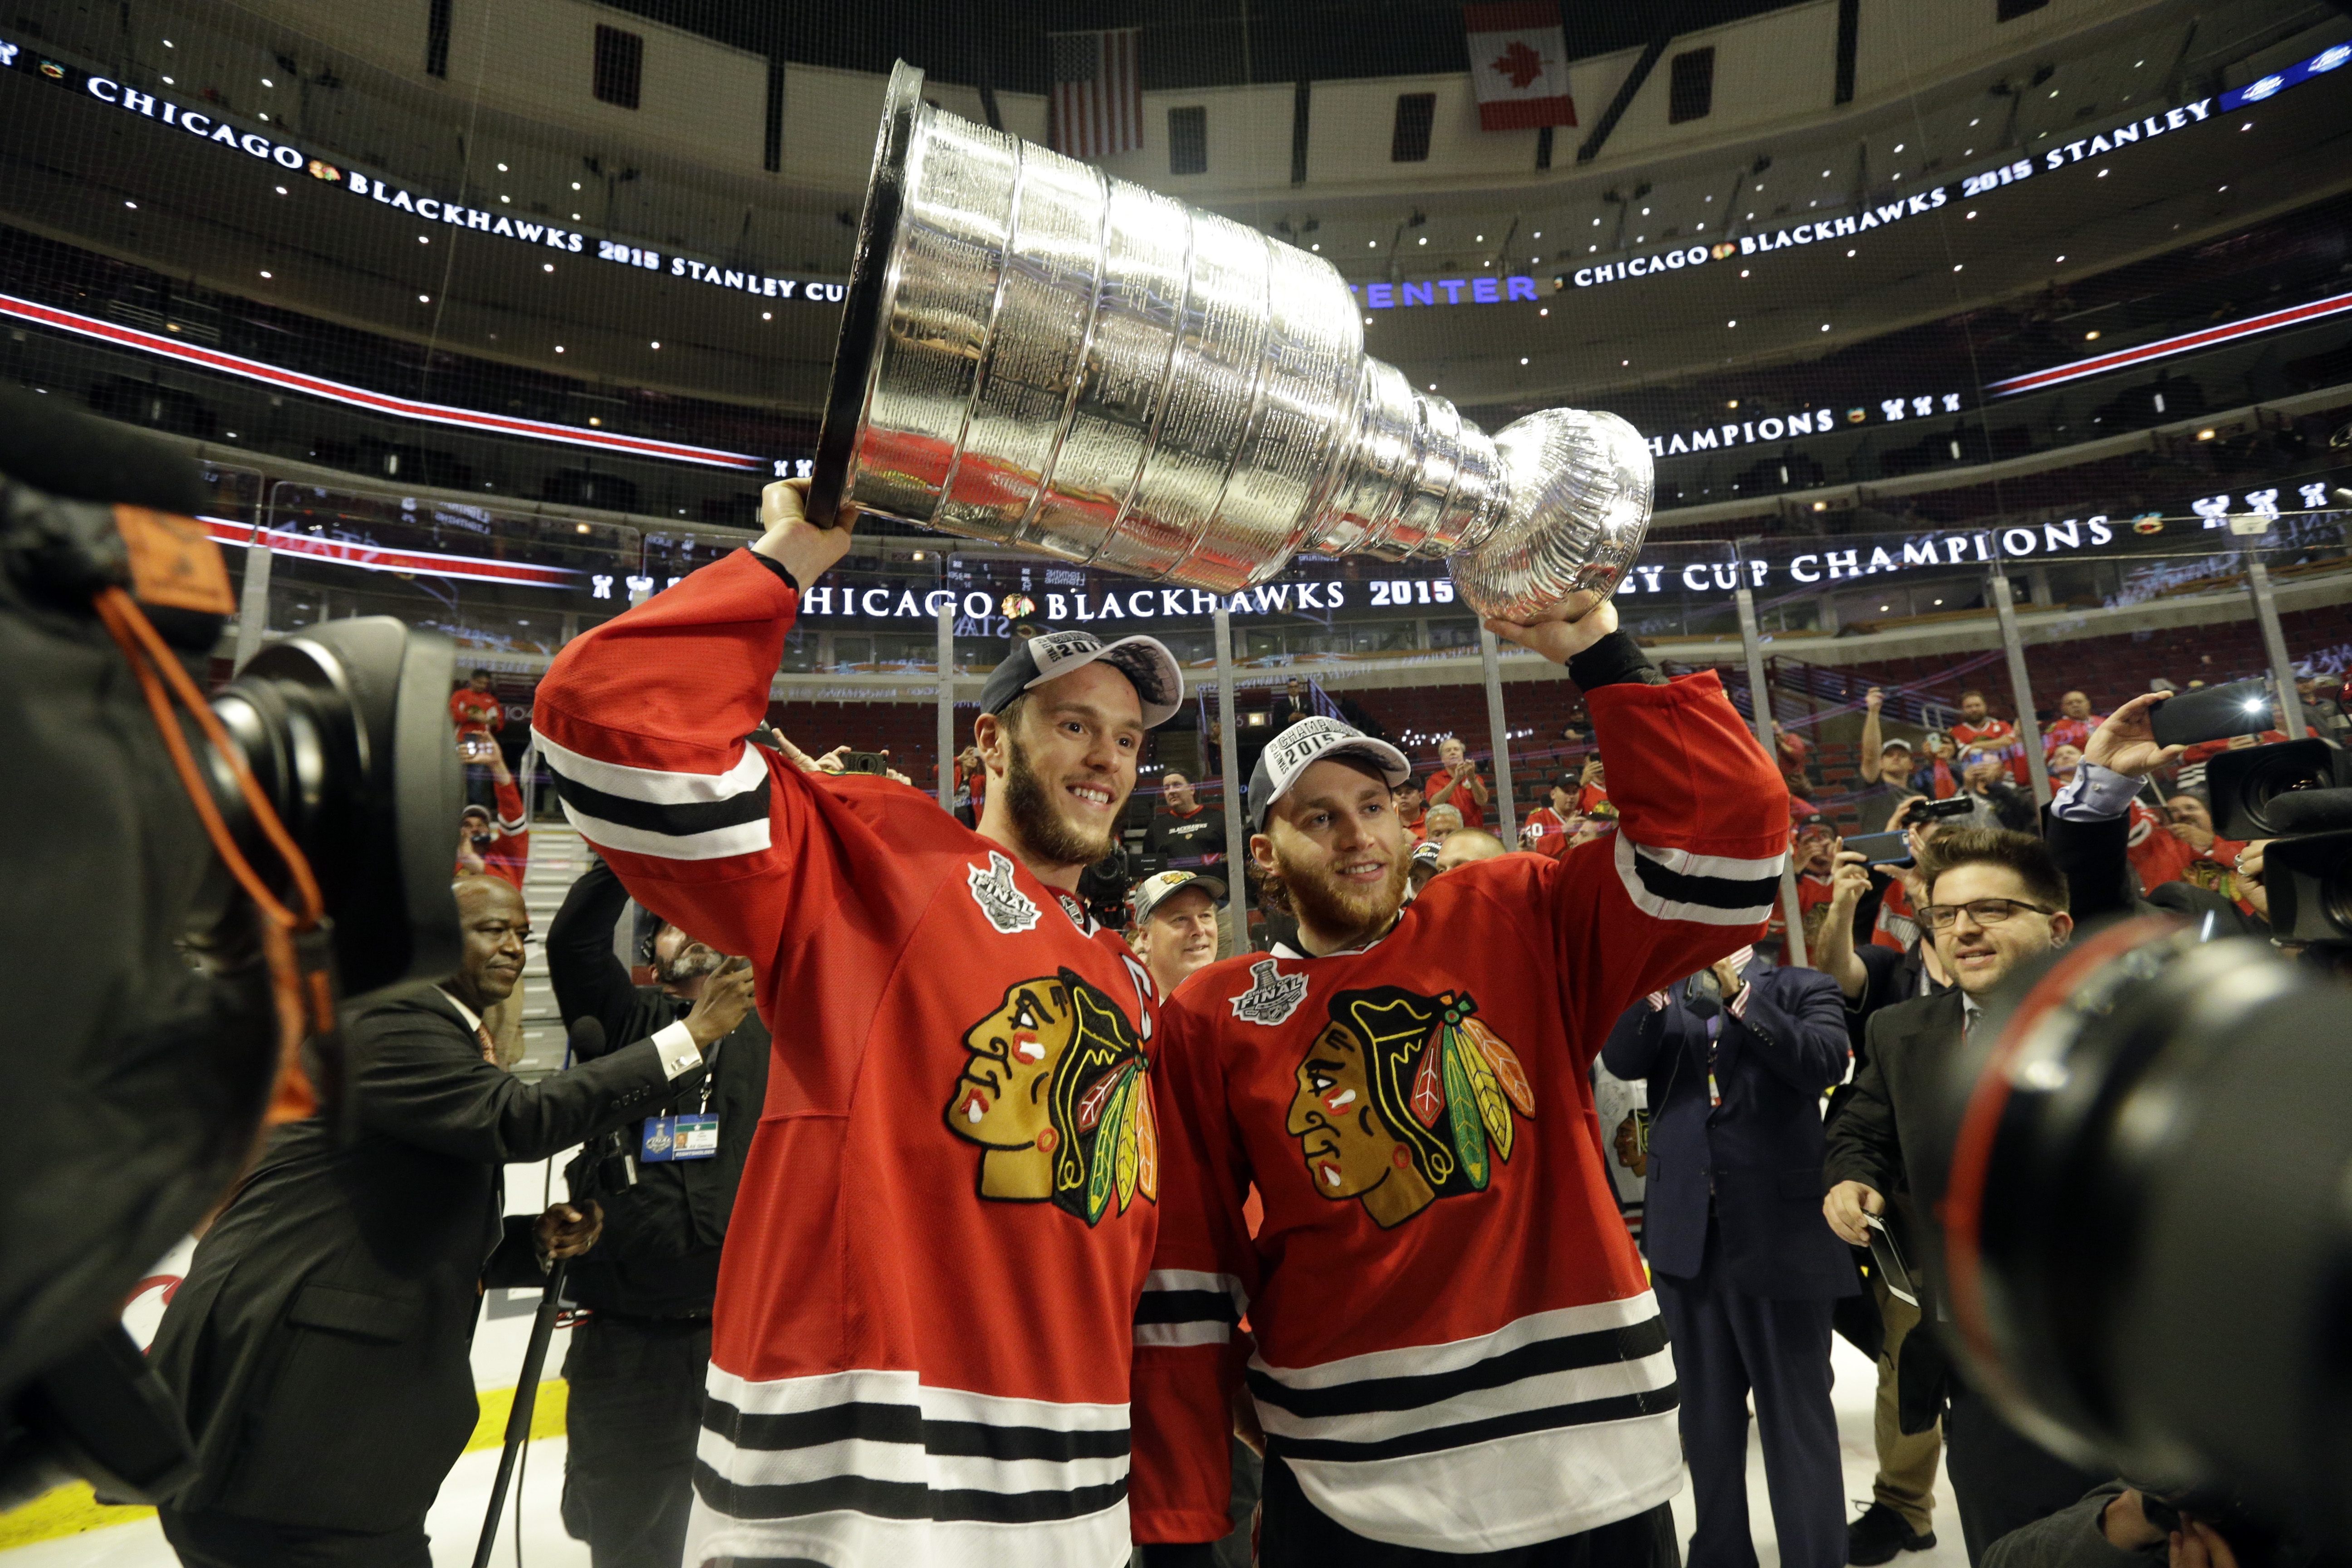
[[1131, 672, 1788, 1553], [534, 550, 1161, 1567]]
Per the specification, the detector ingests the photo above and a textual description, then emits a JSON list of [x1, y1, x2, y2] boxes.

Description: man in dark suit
[[1823, 830, 2107, 1566], [1603, 946, 1855, 1568], [545, 856, 765, 1568], [148, 875, 728, 1568]]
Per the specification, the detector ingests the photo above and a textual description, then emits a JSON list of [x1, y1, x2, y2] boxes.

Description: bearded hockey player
[[1132, 599, 1789, 1566], [533, 481, 1180, 1568]]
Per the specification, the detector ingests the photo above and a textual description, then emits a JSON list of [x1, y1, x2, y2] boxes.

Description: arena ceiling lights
[[0, 292, 773, 472]]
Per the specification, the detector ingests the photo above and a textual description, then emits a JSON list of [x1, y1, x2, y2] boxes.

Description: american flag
[[1048, 28, 1142, 161]]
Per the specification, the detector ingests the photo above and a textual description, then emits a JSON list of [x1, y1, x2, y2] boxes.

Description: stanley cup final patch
[[968, 851, 1041, 934], [1230, 958, 1309, 1027]]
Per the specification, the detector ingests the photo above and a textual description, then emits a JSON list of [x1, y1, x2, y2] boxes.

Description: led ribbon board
[[0, 293, 773, 471]]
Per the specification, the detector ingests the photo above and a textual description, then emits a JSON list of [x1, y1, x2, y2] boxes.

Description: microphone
[[564, 1016, 606, 1065], [2258, 788, 2352, 836], [0, 385, 201, 514]]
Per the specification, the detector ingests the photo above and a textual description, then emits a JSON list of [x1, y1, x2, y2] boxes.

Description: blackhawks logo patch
[[946, 969, 1156, 1225], [1289, 987, 1534, 1230]]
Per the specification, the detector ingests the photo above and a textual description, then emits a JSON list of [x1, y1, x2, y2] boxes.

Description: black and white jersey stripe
[[689, 1367, 1132, 1568], [1133, 1269, 1247, 1349], [1614, 833, 1784, 927], [1246, 1294, 1682, 1553], [533, 729, 772, 861]]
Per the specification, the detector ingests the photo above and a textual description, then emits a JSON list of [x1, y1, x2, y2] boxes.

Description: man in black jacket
[[1822, 831, 2105, 1565], [545, 856, 768, 1568], [149, 875, 719, 1568]]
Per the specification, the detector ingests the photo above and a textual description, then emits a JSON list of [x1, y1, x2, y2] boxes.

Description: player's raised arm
[[1490, 603, 1789, 1039], [531, 481, 861, 965]]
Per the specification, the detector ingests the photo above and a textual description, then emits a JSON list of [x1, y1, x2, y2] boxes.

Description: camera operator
[[1982, 1480, 2274, 1568], [1601, 946, 1854, 1568], [544, 855, 766, 1568], [1823, 831, 2107, 1565], [2036, 695, 2266, 939], [147, 875, 716, 1568]]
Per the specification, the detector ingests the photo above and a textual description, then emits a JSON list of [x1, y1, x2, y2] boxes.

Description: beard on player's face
[[1266, 821, 1410, 949], [1002, 718, 1122, 870]]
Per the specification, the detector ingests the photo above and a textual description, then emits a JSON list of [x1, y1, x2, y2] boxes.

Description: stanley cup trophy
[[808, 62, 1652, 622]]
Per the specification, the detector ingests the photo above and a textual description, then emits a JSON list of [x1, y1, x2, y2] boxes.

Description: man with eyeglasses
[[149, 875, 718, 1568], [1822, 829, 2105, 1567]]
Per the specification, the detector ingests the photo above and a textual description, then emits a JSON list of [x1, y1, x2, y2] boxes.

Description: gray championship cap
[[980, 629, 1185, 729], [1247, 715, 1413, 830], [1127, 868, 1227, 924]]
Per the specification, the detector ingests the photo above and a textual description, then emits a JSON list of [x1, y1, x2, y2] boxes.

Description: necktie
[[476, 1024, 498, 1065]]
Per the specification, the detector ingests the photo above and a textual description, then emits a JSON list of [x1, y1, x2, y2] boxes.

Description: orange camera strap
[[93, 584, 332, 1124]]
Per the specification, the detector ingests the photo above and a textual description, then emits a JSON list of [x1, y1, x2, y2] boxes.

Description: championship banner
[[1464, 2, 1576, 132]]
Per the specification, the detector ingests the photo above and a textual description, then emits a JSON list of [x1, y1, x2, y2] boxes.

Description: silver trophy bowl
[[808, 62, 1651, 621]]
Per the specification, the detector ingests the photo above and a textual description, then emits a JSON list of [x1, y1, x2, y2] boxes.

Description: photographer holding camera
[[1823, 830, 2107, 1564], [545, 855, 768, 1568], [147, 875, 720, 1568]]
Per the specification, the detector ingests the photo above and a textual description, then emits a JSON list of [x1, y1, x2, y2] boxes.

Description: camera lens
[[192, 619, 463, 1000], [1935, 922, 2352, 1541]]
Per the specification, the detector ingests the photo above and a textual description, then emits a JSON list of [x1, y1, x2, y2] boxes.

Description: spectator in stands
[[1916, 732, 1961, 801], [1604, 946, 1853, 1568], [952, 744, 985, 828], [2045, 744, 2082, 790], [1422, 801, 1465, 842], [1569, 804, 1617, 848], [1855, 689, 1920, 832], [1521, 776, 1578, 858], [1576, 755, 1610, 815], [1790, 816, 1841, 924], [1273, 676, 1315, 730], [1825, 830, 2105, 1563], [451, 668, 505, 811], [1394, 777, 1428, 843], [546, 858, 767, 1568], [1950, 689, 2030, 789], [2298, 672, 2347, 737], [2161, 793, 2256, 912], [453, 745, 529, 890], [1773, 720, 1818, 791], [450, 667, 502, 743], [1144, 770, 1227, 867], [1432, 827, 1507, 874], [1127, 870, 1226, 997], [2041, 691, 2102, 755], [1426, 735, 1489, 829], [1960, 755, 2037, 833], [1406, 838, 1443, 893]]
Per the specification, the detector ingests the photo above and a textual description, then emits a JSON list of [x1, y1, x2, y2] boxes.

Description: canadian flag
[[1464, 2, 1577, 132]]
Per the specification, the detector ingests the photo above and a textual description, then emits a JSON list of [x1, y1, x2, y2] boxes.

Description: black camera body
[[0, 390, 461, 1503], [2205, 740, 2352, 943]]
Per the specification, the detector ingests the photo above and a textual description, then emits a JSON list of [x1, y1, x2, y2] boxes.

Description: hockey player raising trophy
[[530, 60, 1759, 1568]]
